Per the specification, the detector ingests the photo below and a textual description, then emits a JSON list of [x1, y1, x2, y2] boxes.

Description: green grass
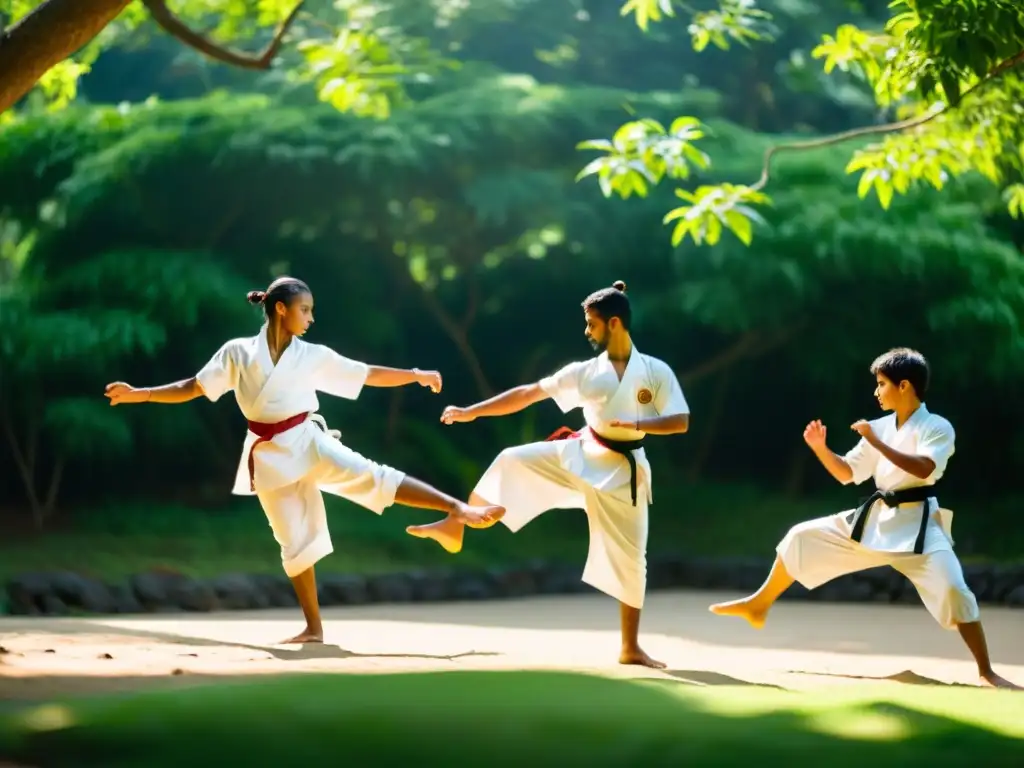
[[1, 479, 1020, 583], [0, 671, 1022, 766]]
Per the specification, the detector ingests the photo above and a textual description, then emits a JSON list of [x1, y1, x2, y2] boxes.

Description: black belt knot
[[848, 484, 937, 555]]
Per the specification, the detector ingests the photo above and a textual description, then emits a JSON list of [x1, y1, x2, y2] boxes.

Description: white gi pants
[[777, 513, 980, 629], [255, 438, 406, 578], [473, 442, 648, 609]]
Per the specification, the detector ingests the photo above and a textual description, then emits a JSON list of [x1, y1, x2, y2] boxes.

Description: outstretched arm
[[366, 366, 441, 392], [105, 378, 205, 406], [441, 383, 550, 424]]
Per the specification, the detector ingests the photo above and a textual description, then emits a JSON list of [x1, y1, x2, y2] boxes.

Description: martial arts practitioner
[[407, 281, 690, 668], [104, 276, 504, 644], [709, 348, 1019, 689]]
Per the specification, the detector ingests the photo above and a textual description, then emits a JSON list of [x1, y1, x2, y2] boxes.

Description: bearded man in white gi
[[710, 347, 1019, 689], [407, 280, 690, 669]]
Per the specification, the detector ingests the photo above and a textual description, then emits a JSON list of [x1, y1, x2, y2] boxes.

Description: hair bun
[[246, 290, 267, 305], [612, 280, 627, 293]]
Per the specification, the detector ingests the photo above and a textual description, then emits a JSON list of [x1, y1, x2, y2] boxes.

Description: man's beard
[[588, 336, 607, 353]]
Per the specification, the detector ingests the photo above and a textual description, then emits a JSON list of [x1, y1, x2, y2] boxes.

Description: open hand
[[440, 405, 475, 425], [104, 382, 148, 406], [415, 369, 443, 394], [802, 419, 827, 449], [851, 419, 876, 441]]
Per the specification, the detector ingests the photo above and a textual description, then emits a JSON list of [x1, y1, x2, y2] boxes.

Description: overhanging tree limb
[[141, 0, 306, 70], [0, 0, 133, 115], [749, 47, 1024, 192]]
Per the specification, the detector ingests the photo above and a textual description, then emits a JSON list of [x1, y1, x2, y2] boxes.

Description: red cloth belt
[[246, 412, 309, 491]]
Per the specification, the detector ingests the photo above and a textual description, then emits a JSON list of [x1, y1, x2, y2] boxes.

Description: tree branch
[[0, 0, 133, 114], [749, 47, 1024, 192], [141, 0, 305, 70], [681, 321, 804, 387]]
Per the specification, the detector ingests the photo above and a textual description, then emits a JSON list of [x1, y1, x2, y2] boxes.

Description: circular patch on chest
[[637, 388, 653, 405]]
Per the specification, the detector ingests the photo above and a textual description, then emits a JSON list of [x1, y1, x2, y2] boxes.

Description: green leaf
[[725, 209, 754, 246]]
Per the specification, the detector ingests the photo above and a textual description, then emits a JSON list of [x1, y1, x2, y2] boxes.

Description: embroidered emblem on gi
[[637, 388, 653, 405]]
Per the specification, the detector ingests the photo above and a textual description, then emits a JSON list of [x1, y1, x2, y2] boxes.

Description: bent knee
[[778, 518, 824, 551], [928, 585, 980, 629]]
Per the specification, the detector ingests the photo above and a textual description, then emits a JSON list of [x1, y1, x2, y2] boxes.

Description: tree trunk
[[1, 407, 46, 526], [39, 455, 65, 528], [0, 0, 132, 114]]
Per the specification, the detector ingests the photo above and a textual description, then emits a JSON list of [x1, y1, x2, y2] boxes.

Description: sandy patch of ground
[[2, 590, 1022, 701]]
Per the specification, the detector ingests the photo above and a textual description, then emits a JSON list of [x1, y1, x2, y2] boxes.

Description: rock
[[784, 582, 813, 601], [250, 574, 298, 608], [817, 575, 876, 603], [647, 554, 687, 590], [170, 578, 219, 612], [532, 562, 579, 595], [318, 574, 369, 606], [49, 571, 115, 614], [131, 571, 187, 611], [486, 566, 538, 598], [4, 560, 1019, 616], [451, 570, 498, 601], [405, 570, 456, 602], [108, 584, 143, 614], [1006, 584, 1024, 607], [990, 564, 1024, 603], [40, 594, 69, 616], [5, 573, 53, 615], [366, 573, 415, 603], [962, 564, 995, 603], [208, 574, 268, 610]]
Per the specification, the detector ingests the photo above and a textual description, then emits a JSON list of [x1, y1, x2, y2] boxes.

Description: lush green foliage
[[2, 89, 1023, 536], [8, 1, 1023, 248], [578, 0, 1024, 246]]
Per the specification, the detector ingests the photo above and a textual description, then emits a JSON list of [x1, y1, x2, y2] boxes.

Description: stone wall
[[4, 557, 1023, 616]]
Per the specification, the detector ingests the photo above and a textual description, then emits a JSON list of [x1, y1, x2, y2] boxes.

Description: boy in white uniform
[[105, 276, 503, 644], [407, 281, 691, 668], [710, 348, 1018, 689]]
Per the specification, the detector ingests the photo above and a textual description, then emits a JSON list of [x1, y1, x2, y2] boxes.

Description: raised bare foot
[[619, 647, 667, 670], [457, 501, 506, 530], [280, 627, 323, 645], [406, 515, 466, 554], [708, 598, 767, 629], [979, 670, 1022, 690]]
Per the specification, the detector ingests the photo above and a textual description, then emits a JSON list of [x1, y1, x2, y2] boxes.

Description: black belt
[[847, 485, 937, 555], [546, 426, 645, 506]]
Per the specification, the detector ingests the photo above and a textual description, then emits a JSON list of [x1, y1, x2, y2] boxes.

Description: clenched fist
[[415, 369, 443, 394], [440, 405, 475, 425], [104, 382, 149, 406]]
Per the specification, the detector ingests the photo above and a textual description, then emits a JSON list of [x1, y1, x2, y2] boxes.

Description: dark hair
[[870, 347, 930, 398], [581, 280, 631, 331], [246, 276, 311, 320]]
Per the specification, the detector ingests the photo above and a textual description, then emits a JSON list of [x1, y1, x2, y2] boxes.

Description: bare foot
[[708, 598, 767, 629], [407, 516, 466, 554], [279, 627, 323, 645], [619, 647, 667, 669], [457, 502, 506, 530], [979, 670, 1021, 690]]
